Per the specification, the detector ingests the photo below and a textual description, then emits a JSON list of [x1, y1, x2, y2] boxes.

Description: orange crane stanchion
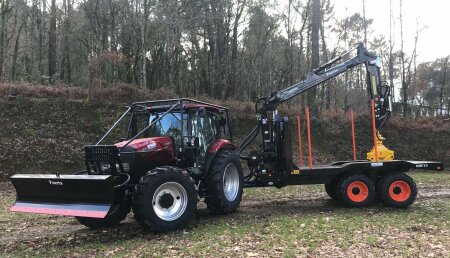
[[296, 115, 303, 167], [306, 106, 313, 169], [350, 110, 357, 161], [371, 100, 379, 162]]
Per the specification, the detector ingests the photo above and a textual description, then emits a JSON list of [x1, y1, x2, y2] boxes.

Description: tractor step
[[10, 174, 115, 218]]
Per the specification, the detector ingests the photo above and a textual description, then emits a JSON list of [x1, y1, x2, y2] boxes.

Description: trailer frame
[[243, 160, 444, 188]]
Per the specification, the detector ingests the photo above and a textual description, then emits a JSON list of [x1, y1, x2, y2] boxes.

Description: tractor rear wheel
[[378, 173, 417, 208], [205, 150, 243, 214], [337, 174, 376, 207], [75, 201, 131, 228], [132, 166, 198, 232]]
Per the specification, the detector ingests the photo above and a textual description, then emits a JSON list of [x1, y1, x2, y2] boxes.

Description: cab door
[[190, 109, 218, 167]]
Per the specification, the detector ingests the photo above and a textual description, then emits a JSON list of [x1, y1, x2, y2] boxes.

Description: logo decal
[[371, 162, 383, 167], [48, 180, 63, 186]]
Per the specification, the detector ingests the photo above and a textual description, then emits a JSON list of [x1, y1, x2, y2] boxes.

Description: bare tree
[[139, 0, 149, 89], [48, 0, 57, 83], [0, 0, 11, 80], [439, 56, 449, 115], [362, 0, 367, 46], [399, 0, 419, 117], [388, 0, 395, 104], [307, 0, 320, 112], [226, 0, 246, 99]]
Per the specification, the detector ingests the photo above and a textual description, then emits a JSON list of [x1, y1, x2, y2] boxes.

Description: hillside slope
[[0, 87, 448, 179]]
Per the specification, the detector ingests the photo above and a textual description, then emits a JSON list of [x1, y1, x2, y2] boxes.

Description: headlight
[[144, 142, 157, 151], [121, 163, 130, 173], [100, 162, 111, 172], [100, 162, 130, 173]]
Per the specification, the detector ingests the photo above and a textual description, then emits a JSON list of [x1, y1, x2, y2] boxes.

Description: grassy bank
[[1, 171, 449, 257], [1, 95, 449, 179]]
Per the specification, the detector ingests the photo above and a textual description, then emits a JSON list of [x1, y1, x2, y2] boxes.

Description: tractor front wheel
[[132, 166, 198, 232], [205, 151, 243, 214]]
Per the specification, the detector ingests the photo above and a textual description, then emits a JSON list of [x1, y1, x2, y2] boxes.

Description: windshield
[[146, 112, 183, 140]]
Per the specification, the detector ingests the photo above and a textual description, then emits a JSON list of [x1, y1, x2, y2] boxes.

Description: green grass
[[410, 170, 450, 185], [1, 171, 449, 257]]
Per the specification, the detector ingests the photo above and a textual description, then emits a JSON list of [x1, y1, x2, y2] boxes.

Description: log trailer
[[10, 43, 444, 232]]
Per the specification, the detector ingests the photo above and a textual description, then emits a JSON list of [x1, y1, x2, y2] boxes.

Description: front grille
[[84, 145, 122, 174]]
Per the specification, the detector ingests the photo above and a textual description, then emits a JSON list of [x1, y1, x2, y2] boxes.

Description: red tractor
[[10, 43, 444, 232], [11, 99, 244, 231]]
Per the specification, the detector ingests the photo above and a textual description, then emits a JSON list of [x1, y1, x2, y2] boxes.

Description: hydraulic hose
[[114, 173, 131, 189], [238, 97, 267, 158], [238, 124, 260, 158]]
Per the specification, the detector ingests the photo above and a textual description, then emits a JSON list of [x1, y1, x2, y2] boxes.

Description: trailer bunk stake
[[296, 115, 303, 168], [350, 110, 357, 161], [371, 100, 378, 162], [306, 106, 313, 169]]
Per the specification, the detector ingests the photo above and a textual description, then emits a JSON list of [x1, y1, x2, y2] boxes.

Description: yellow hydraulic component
[[367, 132, 395, 161]]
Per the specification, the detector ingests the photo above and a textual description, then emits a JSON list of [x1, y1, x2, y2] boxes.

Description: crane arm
[[260, 43, 391, 129], [239, 43, 395, 172]]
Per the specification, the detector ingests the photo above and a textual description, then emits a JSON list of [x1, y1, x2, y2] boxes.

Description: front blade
[[10, 174, 115, 218]]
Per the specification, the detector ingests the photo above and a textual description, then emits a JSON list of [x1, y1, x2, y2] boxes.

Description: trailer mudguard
[[10, 174, 115, 218]]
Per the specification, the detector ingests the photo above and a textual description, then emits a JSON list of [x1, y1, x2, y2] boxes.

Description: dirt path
[[1, 184, 449, 252]]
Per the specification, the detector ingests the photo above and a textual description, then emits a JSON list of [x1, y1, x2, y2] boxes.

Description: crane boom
[[239, 43, 394, 170], [260, 43, 392, 126]]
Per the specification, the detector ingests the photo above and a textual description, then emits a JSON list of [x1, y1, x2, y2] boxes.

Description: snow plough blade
[[10, 174, 114, 218]]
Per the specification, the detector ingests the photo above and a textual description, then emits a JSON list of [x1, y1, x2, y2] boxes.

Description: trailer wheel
[[205, 150, 243, 214], [132, 166, 198, 232], [75, 201, 131, 228], [325, 180, 339, 201], [378, 173, 417, 208], [337, 174, 375, 207]]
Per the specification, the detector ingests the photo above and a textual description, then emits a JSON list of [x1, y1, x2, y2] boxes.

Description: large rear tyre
[[337, 174, 376, 207], [75, 201, 131, 228], [205, 151, 243, 214], [132, 166, 198, 232], [378, 173, 417, 208]]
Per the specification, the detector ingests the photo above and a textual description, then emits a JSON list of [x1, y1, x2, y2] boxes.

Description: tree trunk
[[320, 10, 329, 110], [11, 20, 25, 81], [38, 0, 45, 83], [307, 0, 320, 113], [139, 0, 147, 89], [388, 0, 395, 109], [440, 57, 448, 115], [210, 0, 227, 99], [362, 0, 367, 46], [399, 0, 408, 117], [226, 0, 245, 100], [0, 0, 11, 81], [60, 0, 72, 83], [48, 0, 57, 83]]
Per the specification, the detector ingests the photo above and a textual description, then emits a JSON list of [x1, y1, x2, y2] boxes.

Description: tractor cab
[[85, 99, 234, 180]]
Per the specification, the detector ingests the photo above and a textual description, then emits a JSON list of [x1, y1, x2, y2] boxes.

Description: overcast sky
[[333, 0, 450, 62]]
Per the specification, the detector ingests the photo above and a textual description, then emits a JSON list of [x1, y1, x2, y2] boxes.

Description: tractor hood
[[114, 137, 175, 179], [115, 136, 174, 153]]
